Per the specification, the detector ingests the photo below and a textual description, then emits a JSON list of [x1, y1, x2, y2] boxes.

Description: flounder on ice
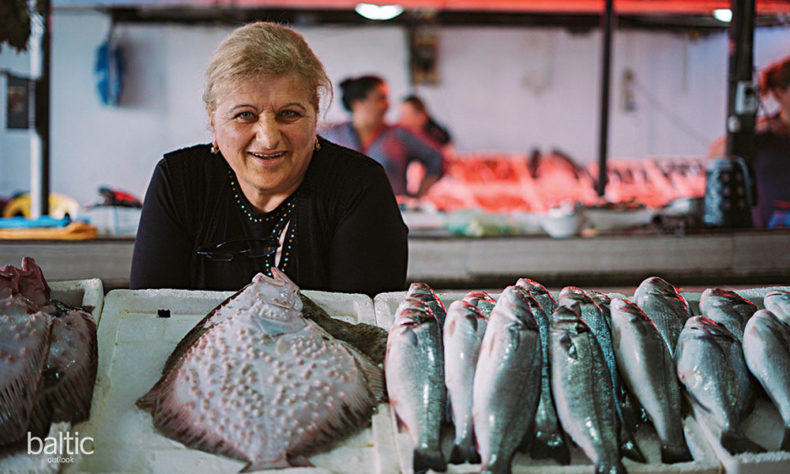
[[137, 269, 385, 471]]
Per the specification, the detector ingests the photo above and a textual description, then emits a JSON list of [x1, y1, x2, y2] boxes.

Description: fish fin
[[618, 424, 646, 463], [594, 460, 627, 474], [720, 430, 766, 455], [344, 342, 386, 403], [413, 447, 446, 474], [529, 435, 571, 465], [661, 441, 693, 464], [286, 455, 314, 467], [782, 425, 790, 452], [448, 442, 480, 464]]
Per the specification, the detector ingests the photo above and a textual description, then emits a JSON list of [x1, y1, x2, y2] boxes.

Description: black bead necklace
[[228, 169, 296, 275]]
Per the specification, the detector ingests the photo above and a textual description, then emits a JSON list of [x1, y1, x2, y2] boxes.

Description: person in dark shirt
[[322, 75, 444, 198], [130, 22, 408, 295], [708, 55, 790, 227]]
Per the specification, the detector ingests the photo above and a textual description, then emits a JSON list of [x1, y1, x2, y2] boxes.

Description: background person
[[321, 75, 444, 198], [708, 55, 790, 227], [130, 22, 407, 296], [399, 94, 454, 152]]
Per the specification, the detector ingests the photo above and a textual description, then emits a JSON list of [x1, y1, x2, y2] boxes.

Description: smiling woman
[[130, 22, 408, 296]]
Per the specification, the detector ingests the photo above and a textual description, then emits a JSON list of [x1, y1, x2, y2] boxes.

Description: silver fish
[[0, 290, 53, 448], [443, 297, 488, 464], [386, 295, 446, 473], [473, 285, 542, 474], [551, 305, 625, 474], [699, 288, 757, 344], [675, 316, 764, 455], [765, 290, 790, 323], [634, 276, 691, 356], [406, 282, 447, 329], [610, 298, 692, 464], [515, 279, 569, 465], [138, 269, 385, 471], [462, 290, 497, 317], [742, 309, 790, 451], [559, 287, 645, 463], [588, 290, 612, 321], [516, 277, 558, 315]]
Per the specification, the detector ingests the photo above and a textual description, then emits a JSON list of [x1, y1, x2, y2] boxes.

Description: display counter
[[0, 229, 788, 290]]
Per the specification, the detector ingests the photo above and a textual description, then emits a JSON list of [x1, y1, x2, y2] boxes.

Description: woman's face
[[352, 82, 389, 125], [210, 75, 317, 207], [774, 85, 790, 113], [399, 101, 427, 130]]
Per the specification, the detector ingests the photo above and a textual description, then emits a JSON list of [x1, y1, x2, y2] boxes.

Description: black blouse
[[129, 138, 409, 296]]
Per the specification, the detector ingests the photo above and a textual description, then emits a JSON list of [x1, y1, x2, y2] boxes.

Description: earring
[[210, 144, 219, 155], [314, 137, 321, 151]]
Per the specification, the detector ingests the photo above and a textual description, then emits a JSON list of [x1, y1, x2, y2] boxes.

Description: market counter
[[1, 229, 788, 290]]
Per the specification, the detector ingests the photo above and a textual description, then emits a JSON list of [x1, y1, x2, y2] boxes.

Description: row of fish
[[384, 278, 790, 474], [137, 269, 387, 471], [0, 257, 98, 453]]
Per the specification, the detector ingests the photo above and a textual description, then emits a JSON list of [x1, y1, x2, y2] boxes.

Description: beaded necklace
[[227, 169, 296, 276]]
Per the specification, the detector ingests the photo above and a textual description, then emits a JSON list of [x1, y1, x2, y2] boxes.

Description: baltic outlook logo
[[27, 431, 94, 464]]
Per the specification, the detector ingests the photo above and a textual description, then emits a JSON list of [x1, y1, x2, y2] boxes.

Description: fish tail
[[480, 456, 513, 474], [783, 425, 790, 452], [413, 447, 446, 474], [448, 441, 480, 464], [720, 430, 766, 455], [529, 436, 570, 465], [661, 441, 693, 464]]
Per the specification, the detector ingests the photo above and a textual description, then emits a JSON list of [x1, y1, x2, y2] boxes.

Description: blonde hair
[[203, 22, 332, 115]]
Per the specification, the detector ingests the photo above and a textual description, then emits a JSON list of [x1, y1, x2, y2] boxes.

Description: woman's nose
[[256, 115, 280, 148]]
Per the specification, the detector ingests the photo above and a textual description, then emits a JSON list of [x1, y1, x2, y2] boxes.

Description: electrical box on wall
[[409, 29, 438, 85]]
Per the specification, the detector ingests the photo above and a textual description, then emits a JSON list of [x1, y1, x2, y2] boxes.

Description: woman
[[399, 94, 453, 151], [752, 56, 790, 227], [130, 22, 408, 296], [322, 75, 444, 198]]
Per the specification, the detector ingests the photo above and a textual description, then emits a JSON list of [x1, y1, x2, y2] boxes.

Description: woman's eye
[[279, 110, 302, 121], [234, 111, 256, 121]]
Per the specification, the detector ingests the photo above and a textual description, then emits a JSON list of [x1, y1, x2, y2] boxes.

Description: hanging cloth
[[94, 25, 124, 106]]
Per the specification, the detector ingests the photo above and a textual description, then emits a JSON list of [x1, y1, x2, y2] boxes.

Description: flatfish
[[473, 285, 542, 474], [676, 316, 764, 455], [742, 309, 790, 451], [699, 288, 757, 344], [137, 269, 385, 470], [443, 297, 488, 464], [385, 295, 446, 474], [0, 290, 53, 448]]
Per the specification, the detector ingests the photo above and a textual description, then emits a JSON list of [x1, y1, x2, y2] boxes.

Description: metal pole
[[35, 0, 52, 217], [725, 0, 756, 160], [596, 0, 615, 197]]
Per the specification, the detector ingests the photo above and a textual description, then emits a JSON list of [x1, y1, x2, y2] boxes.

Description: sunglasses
[[195, 237, 279, 262]]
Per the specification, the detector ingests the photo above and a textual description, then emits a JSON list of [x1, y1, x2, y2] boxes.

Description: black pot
[[703, 156, 754, 228]]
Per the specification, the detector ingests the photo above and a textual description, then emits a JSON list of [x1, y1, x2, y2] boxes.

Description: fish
[[699, 288, 757, 344], [742, 308, 790, 451], [514, 279, 569, 465], [405, 282, 447, 329], [473, 285, 542, 474], [461, 290, 497, 317], [558, 287, 645, 463], [764, 290, 790, 322], [675, 315, 764, 455], [0, 256, 50, 307], [550, 304, 625, 474], [137, 269, 385, 471], [588, 290, 612, 321], [634, 276, 691, 356], [0, 290, 53, 448], [443, 297, 488, 464], [385, 295, 446, 474], [610, 298, 692, 464], [515, 278, 558, 315]]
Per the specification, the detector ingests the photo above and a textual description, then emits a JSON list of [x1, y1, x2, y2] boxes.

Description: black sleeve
[[129, 159, 193, 289], [327, 166, 408, 296]]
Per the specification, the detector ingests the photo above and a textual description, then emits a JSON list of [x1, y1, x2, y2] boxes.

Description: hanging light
[[354, 3, 404, 21], [713, 9, 733, 23]]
